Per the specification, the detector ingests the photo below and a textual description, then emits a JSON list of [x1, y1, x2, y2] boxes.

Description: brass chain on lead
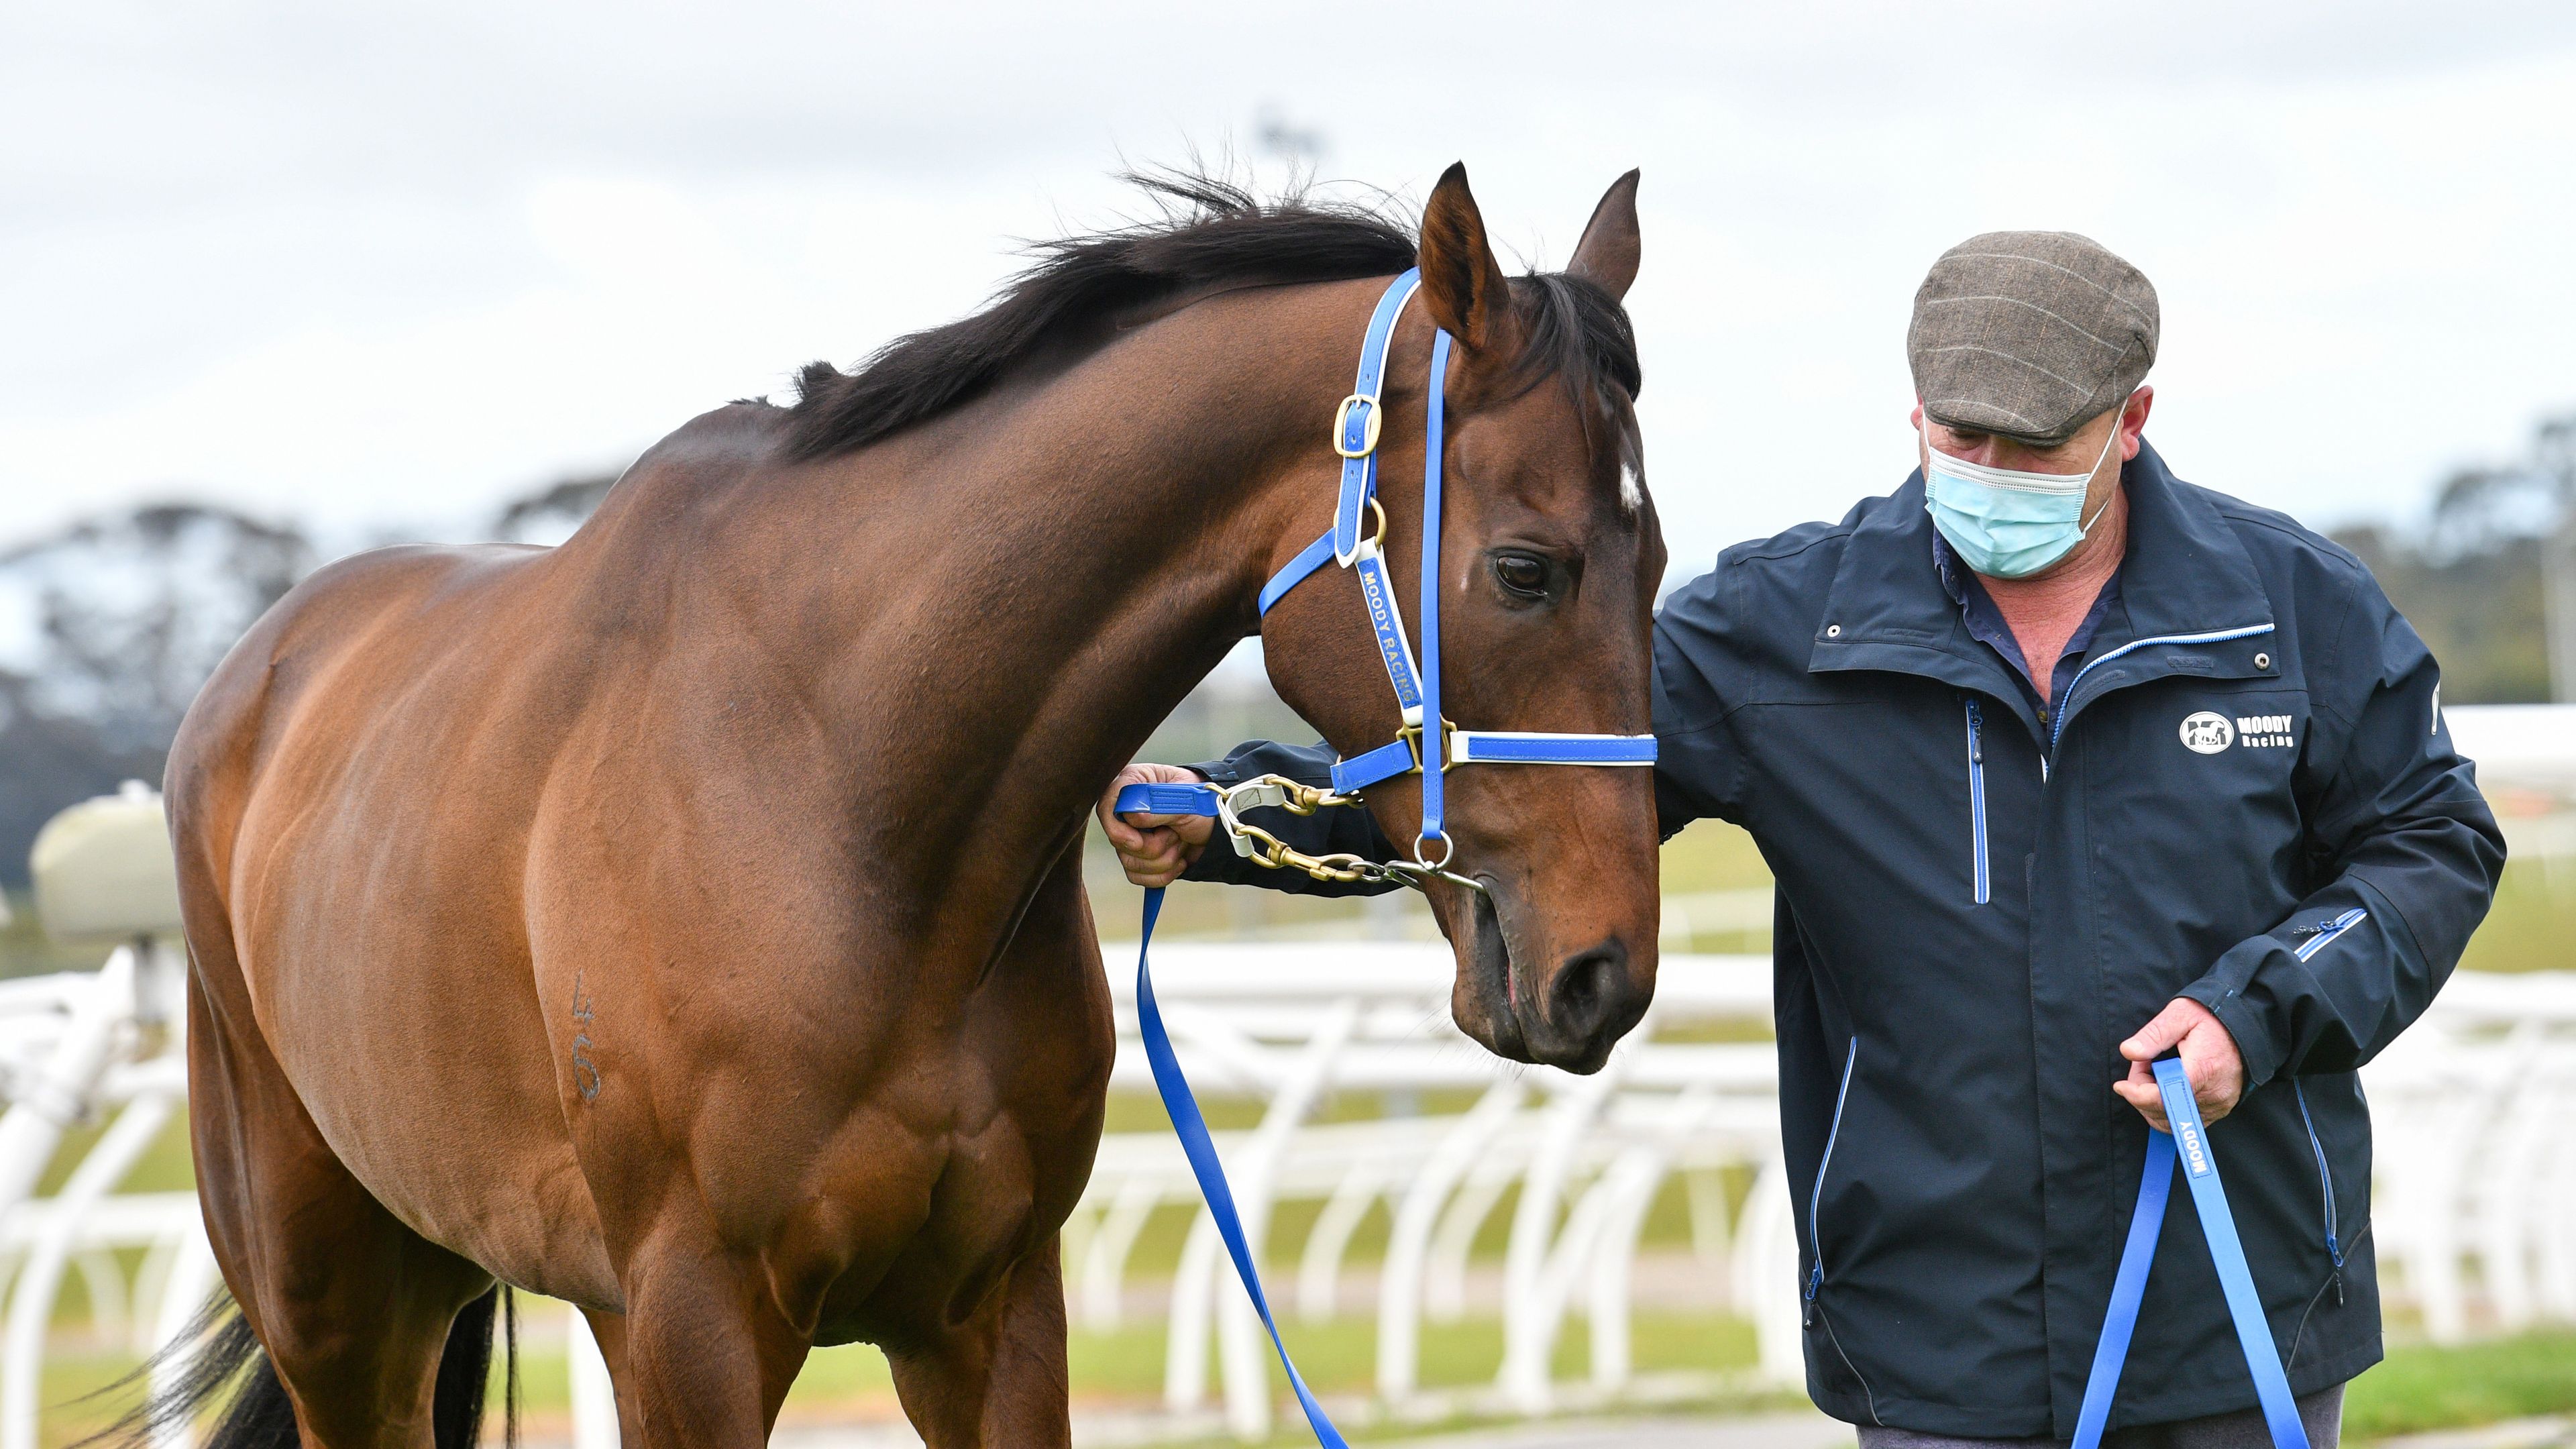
[[1209, 774, 1485, 894]]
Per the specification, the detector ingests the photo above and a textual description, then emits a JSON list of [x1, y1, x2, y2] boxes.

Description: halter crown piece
[[1113, 272, 1657, 1449]]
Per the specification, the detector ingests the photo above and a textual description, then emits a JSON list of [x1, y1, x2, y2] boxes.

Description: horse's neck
[[730, 287, 1368, 945]]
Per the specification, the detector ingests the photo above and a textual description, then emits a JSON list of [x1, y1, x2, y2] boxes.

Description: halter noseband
[[1122, 269, 1655, 891]]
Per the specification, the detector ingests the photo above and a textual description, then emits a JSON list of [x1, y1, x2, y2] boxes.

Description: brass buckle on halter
[[1397, 717, 1456, 773], [1332, 393, 1385, 460]]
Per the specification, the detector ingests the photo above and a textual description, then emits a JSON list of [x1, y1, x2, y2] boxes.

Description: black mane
[[781, 171, 1641, 462]]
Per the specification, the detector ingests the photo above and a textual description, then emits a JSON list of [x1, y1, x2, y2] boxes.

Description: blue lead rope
[[2073, 1057, 2310, 1449], [1120, 777, 1350, 1443]]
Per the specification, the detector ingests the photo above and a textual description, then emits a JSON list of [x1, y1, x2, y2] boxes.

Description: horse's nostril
[[1546, 941, 1635, 1041]]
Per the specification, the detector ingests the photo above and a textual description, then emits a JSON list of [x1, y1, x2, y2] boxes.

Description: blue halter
[[1109, 271, 1656, 1444], [1253, 268, 1656, 867]]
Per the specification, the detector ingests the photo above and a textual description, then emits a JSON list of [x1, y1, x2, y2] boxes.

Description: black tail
[[78, 1287, 519, 1449], [433, 1286, 521, 1449]]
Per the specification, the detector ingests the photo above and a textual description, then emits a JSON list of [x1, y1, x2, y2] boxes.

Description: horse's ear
[[1417, 162, 1513, 354], [1566, 169, 1642, 301]]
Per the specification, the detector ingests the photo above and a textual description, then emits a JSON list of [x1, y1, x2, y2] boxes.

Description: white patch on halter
[[1619, 462, 1644, 514]]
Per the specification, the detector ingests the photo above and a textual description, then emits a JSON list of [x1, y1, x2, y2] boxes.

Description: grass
[[38, 1320, 2576, 1446], [38, 1309, 1764, 1445], [0, 890, 115, 981], [2345, 1330, 2576, 1440], [2456, 848, 2576, 975]]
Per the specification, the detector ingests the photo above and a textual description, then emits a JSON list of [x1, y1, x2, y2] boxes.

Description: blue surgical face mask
[[1920, 405, 2127, 579]]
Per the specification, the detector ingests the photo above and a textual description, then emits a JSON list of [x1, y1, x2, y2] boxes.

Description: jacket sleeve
[[1177, 740, 1407, 898], [2178, 581, 2508, 1085], [1650, 576, 1753, 841]]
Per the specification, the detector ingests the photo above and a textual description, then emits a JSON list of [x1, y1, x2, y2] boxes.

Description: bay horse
[[151, 162, 1664, 1447]]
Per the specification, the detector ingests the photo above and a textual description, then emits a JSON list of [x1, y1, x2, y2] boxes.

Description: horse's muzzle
[[1451, 887, 1650, 1074]]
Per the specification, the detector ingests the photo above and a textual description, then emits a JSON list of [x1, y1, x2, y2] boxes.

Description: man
[[1100, 233, 2504, 1448]]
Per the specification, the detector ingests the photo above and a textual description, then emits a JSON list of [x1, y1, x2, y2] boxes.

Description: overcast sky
[[8, 1, 2576, 574]]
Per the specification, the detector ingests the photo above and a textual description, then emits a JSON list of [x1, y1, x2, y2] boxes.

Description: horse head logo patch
[[2179, 711, 2235, 754]]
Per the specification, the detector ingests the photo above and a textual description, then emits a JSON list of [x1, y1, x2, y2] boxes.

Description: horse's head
[[1263, 166, 1664, 1073]]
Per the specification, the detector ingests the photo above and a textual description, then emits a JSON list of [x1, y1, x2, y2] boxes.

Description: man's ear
[[1566, 170, 1642, 301], [1417, 162, 1513, 354]]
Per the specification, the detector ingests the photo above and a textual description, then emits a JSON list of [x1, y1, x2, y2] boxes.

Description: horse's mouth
[[1453, 880, 1638, 1075], [1458, 885, 1534, 1064]]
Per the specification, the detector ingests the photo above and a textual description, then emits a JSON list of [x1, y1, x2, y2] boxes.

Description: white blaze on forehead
[[1619, 462, 1644, 514]]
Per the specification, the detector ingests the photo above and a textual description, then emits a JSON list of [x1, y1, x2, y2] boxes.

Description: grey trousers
[[1855, 1385, 2343, 1449]]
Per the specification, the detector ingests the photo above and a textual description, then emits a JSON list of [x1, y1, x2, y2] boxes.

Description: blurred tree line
[[0, 475, 620, 887], [2339, 411, 2575, 706], [3, 413, 2571, 888]]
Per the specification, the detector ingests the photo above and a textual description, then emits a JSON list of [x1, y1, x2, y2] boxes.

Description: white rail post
[[1215, 1000, 1358, 1442], [1295, 1158, 1385, 1324], [569, 1305, 621, 1449], [1735, 1155, 1805, 1386], [149, 1222, 221, 1449], [1376, 1080, 1524, 1401], [3, 1091, 174, 1449], [1081, 1176, 1163, 1331], [0, 949, 136, 1219], [1499, 1067, 1621, 1413]]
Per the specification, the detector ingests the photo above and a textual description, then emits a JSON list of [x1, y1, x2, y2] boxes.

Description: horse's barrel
[[28, 780, 185, 945]]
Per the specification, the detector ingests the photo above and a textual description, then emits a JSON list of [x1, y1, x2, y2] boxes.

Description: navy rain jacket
[[1174, 443, 2504, 1436]]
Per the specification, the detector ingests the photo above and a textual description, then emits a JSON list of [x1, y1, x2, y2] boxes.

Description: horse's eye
[[1493, 553, 1550, 599]]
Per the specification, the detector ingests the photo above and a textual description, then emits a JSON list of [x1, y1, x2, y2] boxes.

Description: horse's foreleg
[[885, 1236, 1073, 1449], [614, 1220, 810, 1447], [576, 1308, 645, 1446]]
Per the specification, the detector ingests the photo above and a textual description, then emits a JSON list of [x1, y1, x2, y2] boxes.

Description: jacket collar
[[2092, 441, 2274, 651], [1807, 441, 2277, 710]]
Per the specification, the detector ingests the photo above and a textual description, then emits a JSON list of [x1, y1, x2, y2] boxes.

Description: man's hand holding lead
[[2114, 997, 2246, 1131], [1097, 763, 1214, 888]]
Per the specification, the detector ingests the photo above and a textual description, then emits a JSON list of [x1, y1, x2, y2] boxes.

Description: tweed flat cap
[[1909, 231, 2159, 446]]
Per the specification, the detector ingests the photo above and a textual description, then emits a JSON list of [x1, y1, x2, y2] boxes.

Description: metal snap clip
[[2254, 652, 2271, 669], [1825, 624, 1842, 639]]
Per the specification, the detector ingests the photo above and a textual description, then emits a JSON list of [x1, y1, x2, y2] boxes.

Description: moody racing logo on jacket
[[2180, 710, 2298, 754], [2179, 712, 2235, 753]]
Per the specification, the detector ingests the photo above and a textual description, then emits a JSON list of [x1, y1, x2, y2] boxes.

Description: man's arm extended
[[2135, 577, 2506, 1126], [1097, 741, 1405, 897]]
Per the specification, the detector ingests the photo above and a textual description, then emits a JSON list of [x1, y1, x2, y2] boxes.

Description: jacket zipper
[[2292, 1079, 2346, 1303], [2292, 907, 2368, 961], [1804, 1036, 1859, 1326], [1964, 698, 1990, 906], [2049, 624, 2278, 753]]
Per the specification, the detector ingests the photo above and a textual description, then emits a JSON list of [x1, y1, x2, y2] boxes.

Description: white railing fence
[[1, 945, 2570, 1445]]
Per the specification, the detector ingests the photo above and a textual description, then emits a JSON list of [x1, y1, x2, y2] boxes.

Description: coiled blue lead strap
[[2072, 1057, 2310, 1449]]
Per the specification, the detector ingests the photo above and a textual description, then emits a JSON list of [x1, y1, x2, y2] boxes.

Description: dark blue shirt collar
[[1931, 530, 2124, 714]]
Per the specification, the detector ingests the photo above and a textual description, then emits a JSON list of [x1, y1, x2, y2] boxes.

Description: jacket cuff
[[2177, 971, 2285, 1090]]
